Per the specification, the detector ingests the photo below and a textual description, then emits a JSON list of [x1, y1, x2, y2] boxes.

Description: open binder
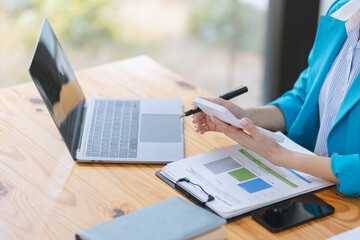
[[156, 132, 334, 222]]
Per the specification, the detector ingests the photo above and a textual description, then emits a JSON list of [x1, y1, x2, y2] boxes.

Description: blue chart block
[[238, 178, 272, 193], [285, 168, 312, 183]]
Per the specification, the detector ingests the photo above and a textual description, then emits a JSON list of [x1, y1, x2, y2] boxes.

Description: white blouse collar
[[331, 0, 360, 33]]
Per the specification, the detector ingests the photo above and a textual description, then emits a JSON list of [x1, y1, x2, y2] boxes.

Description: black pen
[[179, 85, 248, 118]]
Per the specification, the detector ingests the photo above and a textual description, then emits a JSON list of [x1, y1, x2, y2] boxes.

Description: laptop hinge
[[75, 99, 89, 158]]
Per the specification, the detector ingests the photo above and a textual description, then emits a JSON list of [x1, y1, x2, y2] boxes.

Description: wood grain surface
[[0, 56, 359, 239]]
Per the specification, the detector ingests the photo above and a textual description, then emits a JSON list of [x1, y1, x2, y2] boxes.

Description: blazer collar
[[308, 15, 347, 91], [325, 16, 360, 135], [311, 13, 360, 142], [304, 15, 347, 112], [331, 0, 360, 33], [332, 71, 360, 131], [288, 15, 347, 150]]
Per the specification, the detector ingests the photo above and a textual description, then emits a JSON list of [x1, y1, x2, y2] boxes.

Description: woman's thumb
[[239, 118, 260, 138]]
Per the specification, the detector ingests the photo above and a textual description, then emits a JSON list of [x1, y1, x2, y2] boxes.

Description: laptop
[[28, 19, 184, 164]]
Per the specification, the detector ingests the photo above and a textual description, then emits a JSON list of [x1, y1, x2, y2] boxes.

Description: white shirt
[[314, 26, 360, 156]]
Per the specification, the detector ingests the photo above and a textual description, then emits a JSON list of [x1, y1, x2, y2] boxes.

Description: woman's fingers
[[212, 117, 254, 143], [205, 115, 217, 131], [192, 111, 205, 123], [239, 118, 262, 140], [192, 97, 244, 133], [212, 116, 231, 132], [194, 117, 207, 132], [200, 124, 210, 134]]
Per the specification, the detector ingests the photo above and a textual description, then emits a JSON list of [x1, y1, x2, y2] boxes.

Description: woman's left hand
[[212, 117, 285, 166]]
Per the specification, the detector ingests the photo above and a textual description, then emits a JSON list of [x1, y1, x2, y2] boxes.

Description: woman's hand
[[213, 116, 285, 166], [213, 116, 339, 184], [192, 98, 246, 134], [192, 100, 339, 184]]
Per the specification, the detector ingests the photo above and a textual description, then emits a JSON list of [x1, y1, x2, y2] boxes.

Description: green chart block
[[239, 149, 298, 188], [228, 168, 257, 182]]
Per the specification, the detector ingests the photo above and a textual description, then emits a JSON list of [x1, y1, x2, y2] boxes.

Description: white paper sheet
[[161, 132, 333, 219]]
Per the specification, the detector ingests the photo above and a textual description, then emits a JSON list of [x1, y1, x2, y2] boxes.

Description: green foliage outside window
[[189, 0, 265, 53]]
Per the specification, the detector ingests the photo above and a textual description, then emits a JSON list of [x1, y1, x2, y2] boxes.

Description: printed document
[[160, 132, 333, 219]]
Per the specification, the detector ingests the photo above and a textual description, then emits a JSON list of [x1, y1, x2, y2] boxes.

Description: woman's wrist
[[243, 106, 286, 132], [243, 107, 265, 127], [243, 108, 252, 120], [267, 144, 289, 167]]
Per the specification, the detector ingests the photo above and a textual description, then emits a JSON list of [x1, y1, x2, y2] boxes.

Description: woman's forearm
[[243, 106, 338, 182], [211, 113, 339, 184], [271, 147, 339, 184], [245, 105, 286, 132]]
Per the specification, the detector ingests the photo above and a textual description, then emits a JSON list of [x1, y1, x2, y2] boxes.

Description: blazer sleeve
[[332, 154, 360, 196]]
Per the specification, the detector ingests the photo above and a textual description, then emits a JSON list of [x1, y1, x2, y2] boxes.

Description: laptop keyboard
[[86, 100, 140, 158]]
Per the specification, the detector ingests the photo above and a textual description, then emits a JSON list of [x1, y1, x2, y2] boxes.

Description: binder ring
[[176, 177, 215, 204]]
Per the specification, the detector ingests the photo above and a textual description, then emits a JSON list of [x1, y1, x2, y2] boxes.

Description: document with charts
[[159, 132, 333, 219]]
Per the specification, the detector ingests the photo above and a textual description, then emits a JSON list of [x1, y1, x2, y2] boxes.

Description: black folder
[[155, 170, 250, 223], [155, 170, 333, 223]]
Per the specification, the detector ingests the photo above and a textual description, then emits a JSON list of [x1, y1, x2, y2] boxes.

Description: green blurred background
[[0, 0, 267, 107]]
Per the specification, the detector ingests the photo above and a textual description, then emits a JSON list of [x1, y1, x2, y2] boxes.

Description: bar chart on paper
[[239, 149, 298, 188], [204, 156, 274, 194], [229, 168, 272, 193], [203, 150, 301, 195]]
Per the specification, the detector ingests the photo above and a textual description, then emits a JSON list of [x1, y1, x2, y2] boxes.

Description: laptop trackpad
[[140, 114, 181, 142]]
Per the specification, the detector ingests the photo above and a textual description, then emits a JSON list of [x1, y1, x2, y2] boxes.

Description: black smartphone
[[251, 194, 334, 233]]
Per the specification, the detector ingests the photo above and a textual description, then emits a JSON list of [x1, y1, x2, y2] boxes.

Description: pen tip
[[179, 115, 185, 118]]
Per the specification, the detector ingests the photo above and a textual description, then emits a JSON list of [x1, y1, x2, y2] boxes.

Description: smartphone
[[251, 194, 334, 233]]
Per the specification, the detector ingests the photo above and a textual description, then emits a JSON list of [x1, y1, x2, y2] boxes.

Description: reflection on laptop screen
[[29, 19, 86, 157]]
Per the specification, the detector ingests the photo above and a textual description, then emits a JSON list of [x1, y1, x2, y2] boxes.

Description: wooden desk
[[0, 56, 359, 239]]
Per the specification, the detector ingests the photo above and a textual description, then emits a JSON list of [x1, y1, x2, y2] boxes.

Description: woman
[[193, 0, 360, 196]]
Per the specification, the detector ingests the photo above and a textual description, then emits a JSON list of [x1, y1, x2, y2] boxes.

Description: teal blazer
[[270, 0, 360, 196]]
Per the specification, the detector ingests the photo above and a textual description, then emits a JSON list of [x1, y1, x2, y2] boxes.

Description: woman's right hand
[[192, 98, 246, 134]]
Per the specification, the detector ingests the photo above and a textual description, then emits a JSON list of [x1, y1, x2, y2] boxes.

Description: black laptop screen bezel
[[28, 18, 86, 160]]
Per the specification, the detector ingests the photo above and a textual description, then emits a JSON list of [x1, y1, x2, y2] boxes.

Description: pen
[[179, 85, 248, 118]]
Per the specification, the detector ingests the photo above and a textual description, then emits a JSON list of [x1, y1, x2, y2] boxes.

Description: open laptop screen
[[29, 19, 86, 158]]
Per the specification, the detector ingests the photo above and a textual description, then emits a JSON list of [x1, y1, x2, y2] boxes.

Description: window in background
[[0, 0, 268, 108]]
